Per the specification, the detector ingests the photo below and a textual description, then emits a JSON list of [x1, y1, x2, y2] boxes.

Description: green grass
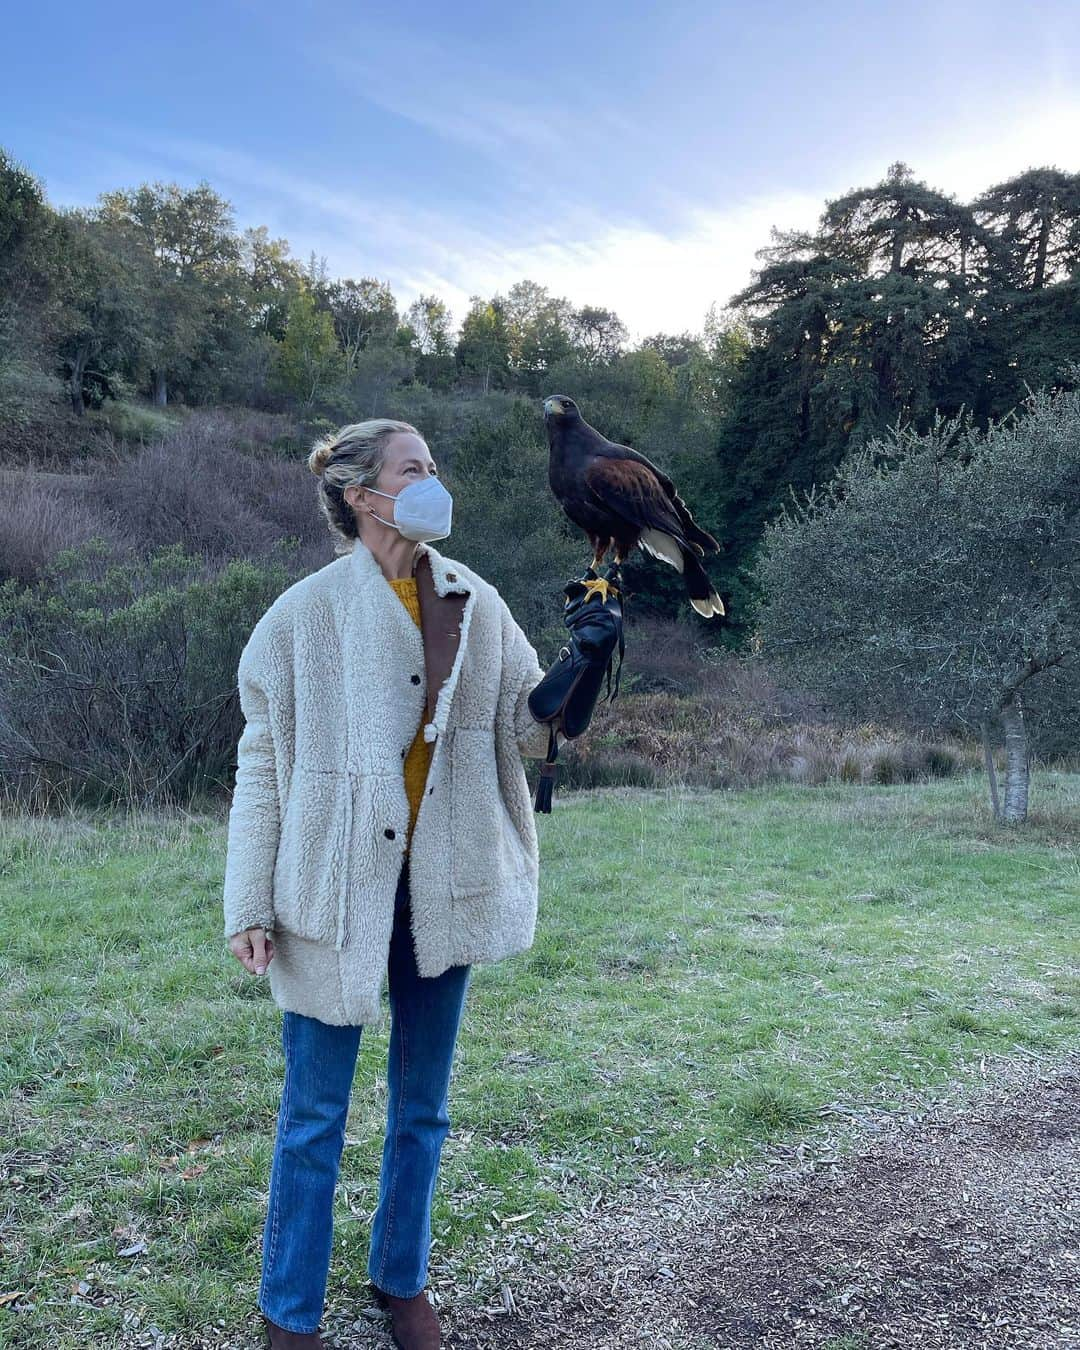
[[1, 772, 1078, 1345]]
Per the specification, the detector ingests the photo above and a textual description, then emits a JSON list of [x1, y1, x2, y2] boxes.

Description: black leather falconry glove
[[527, 565, 625, 813]]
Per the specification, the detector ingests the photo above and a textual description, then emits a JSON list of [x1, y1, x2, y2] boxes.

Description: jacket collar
[[346, 535, 470, 596], [347, 535, 475, 741]]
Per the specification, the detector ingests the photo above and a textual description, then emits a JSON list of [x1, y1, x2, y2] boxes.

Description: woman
[[222, 418, 562, 1350]]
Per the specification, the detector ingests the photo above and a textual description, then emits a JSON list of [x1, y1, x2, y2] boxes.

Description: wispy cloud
[[68, 89, 1080, 344], [89, 122, 787, 337], [385, 91, 1080, 340], [304, 21, 682, 225], [80, 126, 518, 256], [309, 24, 643, 165], [394, 192, 825, 341]]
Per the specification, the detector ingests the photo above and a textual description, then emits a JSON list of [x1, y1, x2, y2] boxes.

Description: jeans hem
[[370, 1277, 427, 1299], [258, 1302, 321, 1335]]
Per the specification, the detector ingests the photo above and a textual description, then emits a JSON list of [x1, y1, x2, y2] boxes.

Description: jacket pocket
[[449, 727, 529, 898], [271, 767, 350, 945]]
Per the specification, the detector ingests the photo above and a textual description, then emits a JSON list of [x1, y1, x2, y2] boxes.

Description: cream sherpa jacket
[[221, 535, 556, 1027]]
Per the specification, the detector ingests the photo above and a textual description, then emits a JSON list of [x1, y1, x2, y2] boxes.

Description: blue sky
[[5, 0, 1078, 341]]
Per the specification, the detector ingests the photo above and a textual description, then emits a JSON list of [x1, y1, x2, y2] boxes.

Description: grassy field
[[1, 772, 1078, 1346]]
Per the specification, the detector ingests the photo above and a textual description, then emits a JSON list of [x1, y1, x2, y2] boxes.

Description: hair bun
[[308, 436, 337, 478]]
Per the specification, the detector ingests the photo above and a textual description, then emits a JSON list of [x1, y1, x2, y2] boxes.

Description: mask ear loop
[[359, 485, 398, 531]]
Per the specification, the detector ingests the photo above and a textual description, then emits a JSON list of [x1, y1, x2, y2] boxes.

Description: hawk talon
[[580, 575, 617, 604]]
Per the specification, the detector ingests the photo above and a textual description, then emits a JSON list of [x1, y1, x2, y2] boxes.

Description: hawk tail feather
[[682, 547, 725, 619], [637, 529, 724, 619], [672, 500, 721, 555], [638, 527, 685, 571]]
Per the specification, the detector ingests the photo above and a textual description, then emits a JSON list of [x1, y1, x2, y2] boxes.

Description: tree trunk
[[999, 694, 1029, 824], [1033, 210, 1051, 289], [981, 717, 1001, 822], [152, 370, 168, 406], [890, 206, 908, 273], [69, 341, 89, 416]]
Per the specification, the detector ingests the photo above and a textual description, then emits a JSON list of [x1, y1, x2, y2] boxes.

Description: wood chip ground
[[112, 1049, 1080, 1349]]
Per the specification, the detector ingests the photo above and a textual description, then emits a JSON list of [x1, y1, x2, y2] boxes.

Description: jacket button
[[410, 673, 420, 684], [384, 827, 396, 839]]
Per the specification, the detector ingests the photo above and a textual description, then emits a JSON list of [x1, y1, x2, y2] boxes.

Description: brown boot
[[261, 1311, 324, 1348], [369, 1281, 441, 1349]]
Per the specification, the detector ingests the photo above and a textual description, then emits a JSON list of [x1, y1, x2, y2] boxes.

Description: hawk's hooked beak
[[543, 397, 562, 416]]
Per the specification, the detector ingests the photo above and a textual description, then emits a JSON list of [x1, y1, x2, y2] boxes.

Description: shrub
[[0, 539, 298, 811], [921, 744, 961, 777], [84, 400, 183, 444]]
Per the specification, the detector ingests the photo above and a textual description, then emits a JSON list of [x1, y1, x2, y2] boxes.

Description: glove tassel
[[604, 622, 626, 703], [601, 570, 626, 703], [532, 724, 560, 813]]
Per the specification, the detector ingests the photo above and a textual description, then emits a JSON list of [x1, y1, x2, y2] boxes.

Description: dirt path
[[436, 1052, 1079, 1350], [101, 1051, 1078, 1348]]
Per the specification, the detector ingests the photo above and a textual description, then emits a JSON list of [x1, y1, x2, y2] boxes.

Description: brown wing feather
[[581, 429, 720, 554], [583, 458, 686, 537]]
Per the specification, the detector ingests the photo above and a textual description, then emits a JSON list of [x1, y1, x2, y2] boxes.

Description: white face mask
[[364, 475, 453, 542]]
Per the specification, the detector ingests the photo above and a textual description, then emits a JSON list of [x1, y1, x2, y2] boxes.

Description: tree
[[322, 277, 398, 369], [763, 163, 994, 436], [973, 167, 1080, 291], [752, 380, 1080, 822], [402, 293, 455, 391], [54, 210, 150, 414], [500, 280, 575, 391], [404, 293, 453, 356], [238, 225, 304, 340], [817, 161, 993, 284], [567, 305, 628, 364], [95, 180, 242, 405], [305, 251, 329, 288], [682, 303, 749, 422], [639, 330, 700, 367], [0, 148, 61, 365], [338, 342, 416, 417], [972, 169, 1080, 416], [455, 295, 511, 394], [724, 252, 860, 525], [273, 285, 344, 408], [718, 163, 1003, 582]]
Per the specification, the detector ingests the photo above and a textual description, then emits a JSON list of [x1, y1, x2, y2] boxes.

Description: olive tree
[[752, 378, 1080, 823]]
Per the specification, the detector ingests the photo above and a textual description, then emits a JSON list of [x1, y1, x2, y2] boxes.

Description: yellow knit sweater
[[387, 575, 434, 854]]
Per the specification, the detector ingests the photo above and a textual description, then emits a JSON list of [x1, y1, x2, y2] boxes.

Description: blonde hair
[[308, 418, 420, 553]]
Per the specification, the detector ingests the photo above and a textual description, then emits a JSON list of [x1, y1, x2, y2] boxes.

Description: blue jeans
[[257, 859, 472, 1334]]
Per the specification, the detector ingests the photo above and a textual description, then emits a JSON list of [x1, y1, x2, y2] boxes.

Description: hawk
[[542, 394, 725, 618]]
